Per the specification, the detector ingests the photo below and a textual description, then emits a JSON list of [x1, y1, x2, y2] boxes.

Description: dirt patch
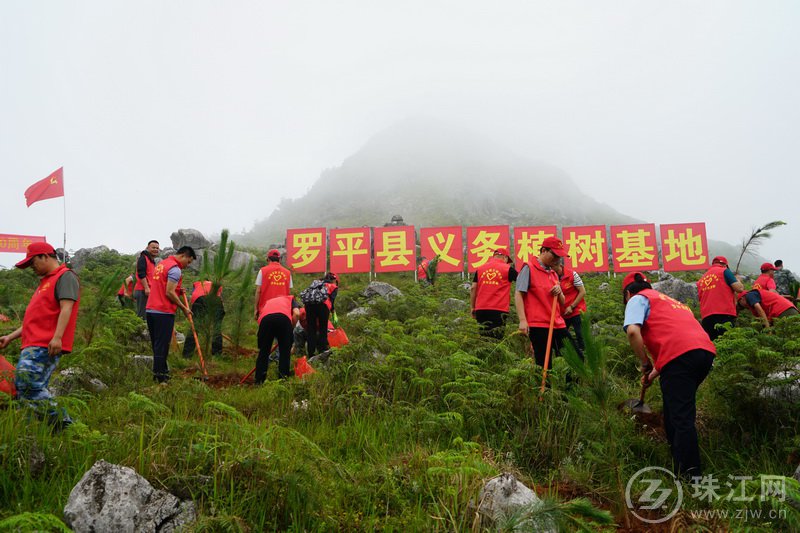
[[617, 402, 666, 442]]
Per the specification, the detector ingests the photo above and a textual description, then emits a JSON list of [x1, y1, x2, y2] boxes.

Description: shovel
[[182, 293, 209, 380], [539, 295, 559, 398], [623, 382, 652, 414]]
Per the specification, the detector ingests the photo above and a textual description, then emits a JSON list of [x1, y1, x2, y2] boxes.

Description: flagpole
[[62, 179, 67, 264]]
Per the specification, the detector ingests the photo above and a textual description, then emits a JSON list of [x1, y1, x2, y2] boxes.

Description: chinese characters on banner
[[467, 225, 510, 272], [420, 227, 463, 273], [513, 226, 556, 270], [284, 222, 709, 274], [660, 223, 709, 272], [286, 228, 327, 273], [610, 224, 659, 272], [330, 228, 371, 273], [373, 226, 415, 272], [0, 234, 46, 254], [563, 226, 608, 272]]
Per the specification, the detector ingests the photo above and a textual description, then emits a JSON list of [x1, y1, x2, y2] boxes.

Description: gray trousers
[[134, 290, 148, 319]]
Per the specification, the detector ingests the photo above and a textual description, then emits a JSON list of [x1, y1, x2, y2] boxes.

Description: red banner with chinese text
[[420, 227, 463, 273], [330, 228, 371, 273], [610, 224, 659, 272], [563, 226, 609, 272], [513, 226, 556, 270], [660, 223, 709, 272], [467, 225, 510, 272], [373, 226, 415, 272], [286, 228, 327, 273], [0, 234, 46, 254]]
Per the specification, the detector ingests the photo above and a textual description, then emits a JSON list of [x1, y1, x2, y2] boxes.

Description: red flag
[[25, 167, 64, 207]]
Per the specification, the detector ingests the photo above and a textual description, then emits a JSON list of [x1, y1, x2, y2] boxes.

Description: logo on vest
[[698, 273, 718, 292], [268, 271, 288, 286], [481, 269, 501, 285]]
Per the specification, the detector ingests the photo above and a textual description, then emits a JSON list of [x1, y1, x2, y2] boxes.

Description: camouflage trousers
[[14, 346, 71, 425]]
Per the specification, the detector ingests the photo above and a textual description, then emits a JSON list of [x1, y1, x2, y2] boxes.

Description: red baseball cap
[[622, 272, 649, 292], [267, 249, 281, 259], [15, 242, 56, 269], [711, 256, 728, 266], [542, 236, 568, 257], [760, 262, 776, 272], [494, 247, 510, 257]]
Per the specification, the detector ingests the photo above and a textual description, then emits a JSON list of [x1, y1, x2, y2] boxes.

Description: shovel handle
[[539, 295, 559, 396], [639, 382, 647, 403]]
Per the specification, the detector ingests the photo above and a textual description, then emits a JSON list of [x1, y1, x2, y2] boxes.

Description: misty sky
[[1, 1, 797, 272]]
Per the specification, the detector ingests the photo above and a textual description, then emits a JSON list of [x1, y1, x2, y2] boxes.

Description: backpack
[[300, 280, 329, 305]]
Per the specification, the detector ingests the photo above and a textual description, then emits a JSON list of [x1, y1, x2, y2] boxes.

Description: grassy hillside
[[1, 251, 798, 531]]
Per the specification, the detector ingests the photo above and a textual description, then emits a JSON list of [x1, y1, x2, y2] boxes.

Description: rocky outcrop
[[363, 281, 403, 301], [63, 460, 196, 533], [49, 367, 107, 397], [69, 246, 118, 272], [440, 298, 469, 314], [652, 272, 698, 304], [476, 473, 555, 532], [170, 228, 212, 250]]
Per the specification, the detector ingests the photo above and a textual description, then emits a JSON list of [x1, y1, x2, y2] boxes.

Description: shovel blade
[[623, 398, 653, 414]]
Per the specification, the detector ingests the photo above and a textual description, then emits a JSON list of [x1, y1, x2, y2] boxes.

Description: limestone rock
[[476, 473, 556, 532], [63, 460, 196, 533], [347, 307, 371, 318], [131, 355, 154, 368], [460, 282, 472, 291], [759, 364, 800, 402], [69, 246, 116, 272], [50, 367, 107, 396], [652, 272, 698, 304], [440, 298, 469, 313], [363, 281, 403, 301], [598, 282, 610, 292], [170, 228, 211, 251]]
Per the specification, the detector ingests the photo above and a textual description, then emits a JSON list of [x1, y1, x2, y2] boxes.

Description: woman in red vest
[[0, 242, 80, 431], [623, 272, 716, 478], [696, 256, 744, 340], [254, 249, 292, 321], [737, 289, 798, 328], [514, 237, 567, 368], [471, 248, 517, 338], [752, 263, 778, 292], [256, 295, 302, 382]]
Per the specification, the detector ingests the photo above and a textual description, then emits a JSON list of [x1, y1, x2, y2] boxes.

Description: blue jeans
[[14, 346, 71, 425]]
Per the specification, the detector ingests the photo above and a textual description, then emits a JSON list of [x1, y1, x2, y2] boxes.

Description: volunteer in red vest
[[117, 273, 135, 308], [696, 256, 745, 341], [623, 272, 716, 478], [302, 272, 339, 356], [554, 262, 587, 358], [737, 289, 798, 328], [471, 248, 517, 338], [514, 236, 567, 368], [133, 240, 160, 319], [145, 246, 196, 383], [0, 242, 80, 431], [417, 257, 431, 284], [254, 249, 292, 321], [752, 262, 778, 292], [183, 280, 225, 358], [256, 294, 302, 382]]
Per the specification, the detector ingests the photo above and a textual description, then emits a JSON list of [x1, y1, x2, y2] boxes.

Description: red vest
[[417, 260, 429, 281], [257, 263, 291, 310], [747, 289, 795, 319], [521, 260, 565, 329], [475, 257, 513, 312], [117, 275, 134, 297], [324, 282, 337, 310], [752, 274, 776, 291], [559, 268, 587, 319], [134, 254, 156, 291], [258, 295, 295, 323], [696, 265, 736, 319], [635, 289, 715, 372], [22, 264, 81, 352], [146, 256, 183, 314], [190, 281, 223, 305]]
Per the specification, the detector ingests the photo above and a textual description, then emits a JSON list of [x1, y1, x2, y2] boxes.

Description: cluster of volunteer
[[1, 238, 797, 480]]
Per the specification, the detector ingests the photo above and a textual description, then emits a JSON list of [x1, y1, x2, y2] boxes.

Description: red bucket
[[0, 355, 16, 397]]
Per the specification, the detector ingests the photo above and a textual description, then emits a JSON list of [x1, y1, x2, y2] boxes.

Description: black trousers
[[183, 297, 224, 357], [528, 327, 567, 368], [475, 310, 507, 339], [659, 348, 714, 478], [134, 290, 148, 319], [146, 312, 175, 383], [305, 303, 330, 356], [701, 314, 735, 341], [564, 314, 585, 359], [256, 314, 294, 382]]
